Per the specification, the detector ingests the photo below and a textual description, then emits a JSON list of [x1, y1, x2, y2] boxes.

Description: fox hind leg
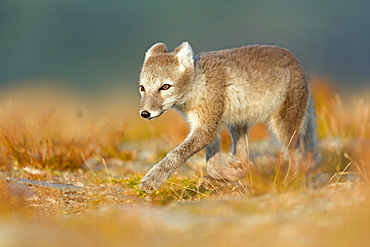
[[297, 97, 321, 170], [206, 127, 247, 181], [227, 124, 250, 170], [269, 92, 317, 173]]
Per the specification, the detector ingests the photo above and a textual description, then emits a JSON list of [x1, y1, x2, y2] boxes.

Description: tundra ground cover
[[0, 80, 369, 247]]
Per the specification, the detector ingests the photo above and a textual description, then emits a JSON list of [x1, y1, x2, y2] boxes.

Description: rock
[[10, 178, 83, 191], [6, 181, 37, 198]]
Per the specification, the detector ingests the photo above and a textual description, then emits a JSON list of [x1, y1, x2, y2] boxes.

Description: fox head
[[139, 42, 194, 120]]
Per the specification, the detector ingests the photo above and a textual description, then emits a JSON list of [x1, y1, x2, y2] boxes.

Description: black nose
[[141, 110, 150, 119]]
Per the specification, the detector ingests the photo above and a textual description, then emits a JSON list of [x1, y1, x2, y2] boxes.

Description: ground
[[0, 80, 369, 247]]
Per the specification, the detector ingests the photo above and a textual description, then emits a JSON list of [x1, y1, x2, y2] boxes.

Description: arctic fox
[[138, 42, 319, 194]]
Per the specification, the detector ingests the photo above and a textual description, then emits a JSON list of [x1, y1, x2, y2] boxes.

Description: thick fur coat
[[138, 42, 319, 194]]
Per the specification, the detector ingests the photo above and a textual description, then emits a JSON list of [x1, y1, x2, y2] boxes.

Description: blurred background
[[1, 0, 369, 95]]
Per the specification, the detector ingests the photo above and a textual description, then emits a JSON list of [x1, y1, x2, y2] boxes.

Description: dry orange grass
[[311, 78, 370, 183], [0, 79, 369, 247]]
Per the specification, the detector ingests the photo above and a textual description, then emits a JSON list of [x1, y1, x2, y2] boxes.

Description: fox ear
[[145, 43, 167, 62], [174, 42, 193, 71]]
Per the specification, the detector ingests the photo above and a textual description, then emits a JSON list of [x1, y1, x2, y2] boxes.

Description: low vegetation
[[0, 79, 369, 247]]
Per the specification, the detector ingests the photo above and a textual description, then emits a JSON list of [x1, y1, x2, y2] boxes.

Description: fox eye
[[140, 85, 145, 92], [160, 84, 171, 90]]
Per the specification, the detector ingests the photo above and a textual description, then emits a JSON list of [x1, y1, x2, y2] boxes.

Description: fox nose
[[141, 110, 150, 119]]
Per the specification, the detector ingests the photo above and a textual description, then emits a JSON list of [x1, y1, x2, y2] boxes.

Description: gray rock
[[9, 178, 83, 191], [6, 181, 37, 197]]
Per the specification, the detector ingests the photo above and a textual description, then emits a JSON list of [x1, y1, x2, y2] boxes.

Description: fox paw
[[228, 157, 250, 170], [222, 167, 247, 181], [208, 165, 247, 182], [139, 165, 169, 194], [139, 180, 157, 194]]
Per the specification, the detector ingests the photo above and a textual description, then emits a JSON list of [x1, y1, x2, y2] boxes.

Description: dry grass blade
[[273, 130, 296, 185], [102, 158, 113, 192], [164, 180, 210, 199], [344, 153, 369, 186], [328, 161, 352, 184]]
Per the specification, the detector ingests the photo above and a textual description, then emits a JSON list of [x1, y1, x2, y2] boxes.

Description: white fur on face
[[147, 110, 162, 120], [160, 83, 178, 112]]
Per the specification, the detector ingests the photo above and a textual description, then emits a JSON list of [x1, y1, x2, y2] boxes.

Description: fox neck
[[174, 65, 205, 114]]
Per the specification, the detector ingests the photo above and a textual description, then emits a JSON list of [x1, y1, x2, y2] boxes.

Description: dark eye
[[160, 84, 171, 90], [140, 85, 145, 92]]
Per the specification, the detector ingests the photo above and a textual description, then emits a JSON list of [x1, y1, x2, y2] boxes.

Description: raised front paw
[[139, 164, 170, 194]]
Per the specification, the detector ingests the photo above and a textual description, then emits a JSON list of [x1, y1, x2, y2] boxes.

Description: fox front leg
[[139, 156, 176, 194], [139, 127, 217, 194]]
